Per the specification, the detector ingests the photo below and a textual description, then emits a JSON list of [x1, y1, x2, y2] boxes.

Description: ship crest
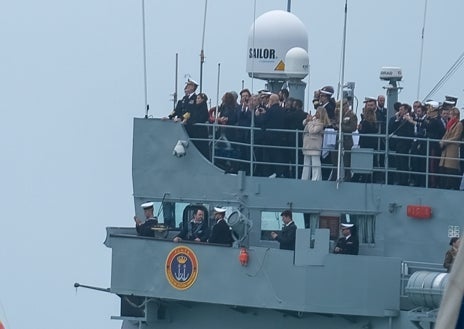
[[165, 246, 199, 290]]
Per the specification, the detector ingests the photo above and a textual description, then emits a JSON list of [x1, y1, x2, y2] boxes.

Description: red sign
[[407, 205, 432, 219]]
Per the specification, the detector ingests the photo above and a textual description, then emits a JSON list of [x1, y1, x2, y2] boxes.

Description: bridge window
[[260, 211, 305, 240], [315, 214, 376, 245], [351, 214, 376, 244], [153, 201, 190, 229]]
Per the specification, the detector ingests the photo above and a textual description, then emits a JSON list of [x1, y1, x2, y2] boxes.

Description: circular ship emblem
[[165, 246, 198, 290]]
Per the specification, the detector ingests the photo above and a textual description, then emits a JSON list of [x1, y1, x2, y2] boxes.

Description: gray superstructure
[[99, 116, 462, 329], [93, 6, 464, 329]]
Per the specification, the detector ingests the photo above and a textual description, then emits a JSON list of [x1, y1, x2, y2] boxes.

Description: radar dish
[[285, 47, 309, 79], [246, 10, 308, 80]]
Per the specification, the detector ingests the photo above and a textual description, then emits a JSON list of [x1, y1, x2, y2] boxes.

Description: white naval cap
[[425, 100, 439, 109], [341, 223, 354, 228], [186, 78, 199, 87], [214, 206, 227, 213], [363, 96, 377, 103], [258, 89, 272, 96], [141, 201, 154, 209], [319, 86, 334, 96]]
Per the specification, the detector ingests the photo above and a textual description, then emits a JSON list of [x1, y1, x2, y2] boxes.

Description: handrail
[[186, 122, 464, 189]]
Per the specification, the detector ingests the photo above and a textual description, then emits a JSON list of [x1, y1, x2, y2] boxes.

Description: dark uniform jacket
[[334, 235, 359, 255], [169, 93, 197, 121], [275, 221, 297, 251], [209, 219, 233, 246], [135, 218, 158, 237]]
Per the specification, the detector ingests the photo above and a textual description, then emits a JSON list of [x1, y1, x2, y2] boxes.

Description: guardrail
[[186, 123, 464, 189]]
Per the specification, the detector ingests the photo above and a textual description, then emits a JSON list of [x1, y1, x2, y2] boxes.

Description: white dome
[[246, 10, 308, 80], [285, 47, 309, 79]]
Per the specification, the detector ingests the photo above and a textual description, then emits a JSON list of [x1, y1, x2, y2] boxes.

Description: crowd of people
[[134, 202, 361, 255], [163, 78, 464, 190], [134, 202, 234, 246]]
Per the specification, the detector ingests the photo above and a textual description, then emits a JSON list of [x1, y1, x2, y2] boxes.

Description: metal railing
[[187, 123, 464, 189]]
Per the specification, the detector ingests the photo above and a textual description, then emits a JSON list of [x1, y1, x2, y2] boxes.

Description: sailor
[[313, 86, 336, 121], [173, 208, 209, 243], [315, 86, 337, 180], [444, 95, 458, 107], [270, 209, 297, 251], [133, 201, 158, 237], [334, 222, 359, 255], [208, 207, 233, 246], [167, 78, 199, 122]]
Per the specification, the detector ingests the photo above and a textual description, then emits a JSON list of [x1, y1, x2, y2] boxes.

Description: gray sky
[[1, 0, 463, 328]]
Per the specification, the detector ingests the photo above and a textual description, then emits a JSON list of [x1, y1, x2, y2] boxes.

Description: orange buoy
[[239, 248, 249, 266]]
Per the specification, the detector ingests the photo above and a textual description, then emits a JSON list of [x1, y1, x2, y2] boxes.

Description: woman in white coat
[[301, 107, 330, 180]]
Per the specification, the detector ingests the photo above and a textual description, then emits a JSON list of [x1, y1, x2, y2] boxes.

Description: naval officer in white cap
[[208, 207, 233, 246], [167, 78, 199, 122], [334, 222, 359, 255], [133, 201, 158, 237]]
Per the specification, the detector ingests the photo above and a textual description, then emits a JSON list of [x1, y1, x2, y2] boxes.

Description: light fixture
[[172, 140, 189, 157]]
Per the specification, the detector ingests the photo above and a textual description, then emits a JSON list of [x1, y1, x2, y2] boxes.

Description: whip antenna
[[199, 0, 208, 93], [416, 0, 428, 100], [141, 0, 149, 118]]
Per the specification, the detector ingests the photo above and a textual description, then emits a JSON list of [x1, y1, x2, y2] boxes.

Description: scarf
[[446, 117, 458, 131]]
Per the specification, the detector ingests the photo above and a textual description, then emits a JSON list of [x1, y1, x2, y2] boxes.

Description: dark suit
[[275, 221, 297, 251], [176, 220, 209, 242], [334, 235, 359, 255], [255, 103, 286, 176], [389, 116, 414, 185], [209, 219, 233, 246], [135, 218, 158, 237]]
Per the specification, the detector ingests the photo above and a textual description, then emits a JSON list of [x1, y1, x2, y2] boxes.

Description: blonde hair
[[316, 106, 331, 126]]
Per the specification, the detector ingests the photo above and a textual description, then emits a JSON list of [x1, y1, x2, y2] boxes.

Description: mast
[[287, 0, 291, 12], [336, 0, 348, 187], [416, 0, 428, 100], [199, 0, 208, 93]]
